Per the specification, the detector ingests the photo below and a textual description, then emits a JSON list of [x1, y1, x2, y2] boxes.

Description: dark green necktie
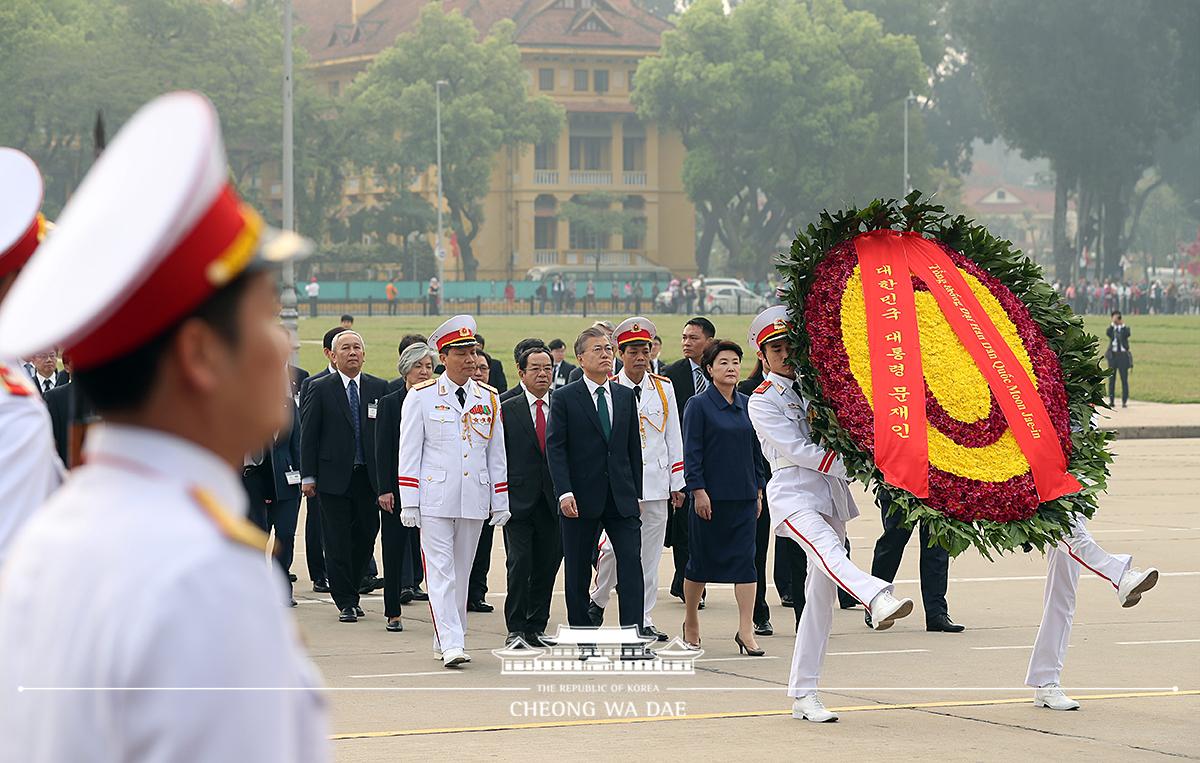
[[595, 386, 611, 441]]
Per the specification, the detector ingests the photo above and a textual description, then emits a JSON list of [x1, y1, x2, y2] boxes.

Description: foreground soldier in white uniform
[[0, 148, 62, 564], [589, 317, 684, 640], [746, 306, 913, 723], [0, 92, 327, 760], [1026, 516, 1158, 710], [398, 315, 510, 667]]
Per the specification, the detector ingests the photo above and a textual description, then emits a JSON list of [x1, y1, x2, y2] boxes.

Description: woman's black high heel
[[735, 632, 764, 656]]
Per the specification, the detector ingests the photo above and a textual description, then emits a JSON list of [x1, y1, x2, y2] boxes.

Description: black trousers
[[783, 535, 857, 629], [753, 498, 771, 624], [379, 503, 411, 618], [319, 467, 381, 611], [386, 299, 397, 316], [305, 493, 327, 583], [669, 495, 692, 595], [468, 522, 494, 602], [400, 528, 424, 589], [504, 501, 563, 635], [774, 535, 792, 600], [243, 467, 300, 580], [308, 297, 317, 317], [870, 499, 949, 622], [1109, 365, 1129, 405], [562, 495, 643, 628]]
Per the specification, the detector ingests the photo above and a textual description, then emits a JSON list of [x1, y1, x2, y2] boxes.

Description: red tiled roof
[[963, 184, 1058, 217], [295, 0, 671, 65]]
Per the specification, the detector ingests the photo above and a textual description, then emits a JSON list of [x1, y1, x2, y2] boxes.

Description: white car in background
[[705, 285, 769, 314]]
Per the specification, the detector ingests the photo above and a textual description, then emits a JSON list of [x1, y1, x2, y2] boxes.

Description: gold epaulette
[[753, 379, 773, 394], [477, 381, 498, 394], [649, 372, 672, 384], [413, 377, 437, 390], [191, 487, 271, 553]]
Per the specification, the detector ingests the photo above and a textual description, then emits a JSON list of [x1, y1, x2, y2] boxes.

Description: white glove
[[489, 509, 511, 527], [400, 507, 421, 528], [823, 452, 850, 482]]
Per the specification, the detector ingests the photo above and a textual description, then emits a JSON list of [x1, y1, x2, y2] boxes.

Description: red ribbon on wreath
[[855, 230, 1080, 503]]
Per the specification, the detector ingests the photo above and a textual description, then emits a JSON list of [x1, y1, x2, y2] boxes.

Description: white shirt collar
[[582, 374, 611, 397], [616, 368, 649, 391], [35, 372, 54, 386], [524, 387, 550, 409], [688, 358, 702, 373], [84, 423, 248, 519], [336, 369, 361, 388]]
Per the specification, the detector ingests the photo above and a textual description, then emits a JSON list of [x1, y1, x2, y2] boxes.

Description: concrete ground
[[292, 436, 1200, 761]]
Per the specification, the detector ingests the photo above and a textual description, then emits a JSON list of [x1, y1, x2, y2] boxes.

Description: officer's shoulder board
[[413, 377, 437, 391], [753, 379, 773, 395], [190, 486, 271, 553], [477, 381, 498, 394], [649, 372, 672, 385], [0, 363, 32, 397]]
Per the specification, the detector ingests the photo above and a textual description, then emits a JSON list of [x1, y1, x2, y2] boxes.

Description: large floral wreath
[[778, 194, 1112, 557]]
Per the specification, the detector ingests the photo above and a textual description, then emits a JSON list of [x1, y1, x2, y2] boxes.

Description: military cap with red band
[[430, 315, 479, 352], [0, 148, 47, 280], [748, 305, 795, 351], [614, 316, 656, 348], [0, 92, 309, 370]]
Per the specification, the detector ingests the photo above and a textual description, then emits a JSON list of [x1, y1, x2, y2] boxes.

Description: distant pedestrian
[[306, 276, 320, 317], [1106, 311, 1132, 408], [385, 281, 398, 316], [427, 276, 441, 316]]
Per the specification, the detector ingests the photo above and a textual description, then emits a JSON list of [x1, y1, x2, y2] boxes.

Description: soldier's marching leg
[[421, 516, 460, 657]]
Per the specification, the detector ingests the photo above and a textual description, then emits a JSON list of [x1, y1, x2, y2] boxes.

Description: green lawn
[[297, 313, 1200, 403]]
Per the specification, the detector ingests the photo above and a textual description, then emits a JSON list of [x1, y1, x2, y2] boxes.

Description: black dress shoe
[[410, 586, 429, 601], [670, 583, 684, 602], [527, 632, 549, 647], [754, 620, 773, 636], [640, 625, 669, 641], [399, 587, 415, 605], [372, 577, 385, 591], [780, 593, 795, 608], [467, 599, 494, 613], [386, 619, 404, 632], [288, 573, 298, 583], [354, 606, 365, 618], [289, 598, 298, 608], [505, 632, 526, 647], [358, 577, 380, 595], [587, 601, 605, 627], [312, 579, 330, 593], [338, 607, 358, 623], [926, 614, 965, 633]]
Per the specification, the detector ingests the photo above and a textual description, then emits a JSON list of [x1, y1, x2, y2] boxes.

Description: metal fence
[[302, 293, 770, 318]]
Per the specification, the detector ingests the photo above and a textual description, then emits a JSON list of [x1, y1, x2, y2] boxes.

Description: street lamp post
[[280, 0, 298, 364], [903, 90, 915, 197], [435, 79, 449, 289]]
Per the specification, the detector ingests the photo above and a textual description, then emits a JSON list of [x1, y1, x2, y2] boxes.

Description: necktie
[[792, 380, 803, 398], [634, 385, 642, 404], [456, 386, 466, 409], [348, 379, 364, 464], [534, 399, 547, 452], [42, 378, 52, 393], [693, 367, 708, 395], [595, 386, 611, 441]]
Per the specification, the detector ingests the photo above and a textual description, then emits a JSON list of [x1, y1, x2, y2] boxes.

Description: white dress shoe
[[1117, 567, 1158, 608], [1034, 683, 1080, 711], [442, 648, 469, 667], [792, 693, 838, 722], [868, 590, 914, 631]]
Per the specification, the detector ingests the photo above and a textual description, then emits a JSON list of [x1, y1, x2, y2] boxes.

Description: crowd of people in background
[[1053, 278, 1200, 315]]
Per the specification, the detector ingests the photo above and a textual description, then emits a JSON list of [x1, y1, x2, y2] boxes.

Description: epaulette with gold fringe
[[191, 487, 271, 553]]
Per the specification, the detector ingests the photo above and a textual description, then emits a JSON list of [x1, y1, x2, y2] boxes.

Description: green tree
[[346, 4, 563, 280], [633, 0, 927, 277], [559, 192, 644, 276]]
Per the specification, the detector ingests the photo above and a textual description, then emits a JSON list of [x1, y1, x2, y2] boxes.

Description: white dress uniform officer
[[0, 92, 327, 760], [745, 306, 913, 723], [590, 317, 684, 640], [1025, 514, 1158, 710], [0, 148, 62, 565], [398, 315, 510, 667]]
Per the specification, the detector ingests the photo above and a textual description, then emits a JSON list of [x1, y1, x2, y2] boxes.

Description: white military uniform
[[591, 368, 684, 626], [1025, 514, 1133, 687], [398, 374, 509, 656], [0, 425, 327, 761], [748, 371, 892, 696], [0, 359, 62, 565]]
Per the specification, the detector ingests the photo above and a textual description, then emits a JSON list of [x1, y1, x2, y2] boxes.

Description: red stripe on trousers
[[783, 518, 870, 613], [1062, 540, 1119, 589], [421, 550, 441, 644]]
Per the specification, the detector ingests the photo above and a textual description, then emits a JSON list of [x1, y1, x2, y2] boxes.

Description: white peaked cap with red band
[[748, 305, 795, 352], [614, 316, 655, 348], [0, 91, 309, 370], [430, 314, 479, 352], [0, 148, 46, 280]]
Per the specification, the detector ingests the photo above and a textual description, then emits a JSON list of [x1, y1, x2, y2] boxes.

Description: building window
[[996, 189, 1007, 200], [623, 137, 645, 172], [581, 18, 605, 32], [538, 68, 555, 91], [594, 70, 608, 93], [569, 114, 612, 171], [535, 142, 558, 170], [623, 196, 645, 250], [535, 218, 557, 250], [574, 69, 589, 92]]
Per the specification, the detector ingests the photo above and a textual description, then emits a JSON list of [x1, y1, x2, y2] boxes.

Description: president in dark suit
[[547, 326, 645, 631], [500, 346, 562, 646], [243, 398, 303, 604], [300, 330, 388, 622]]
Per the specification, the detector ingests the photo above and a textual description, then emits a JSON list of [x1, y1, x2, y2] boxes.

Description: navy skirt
[[685, 499, 757, 583]]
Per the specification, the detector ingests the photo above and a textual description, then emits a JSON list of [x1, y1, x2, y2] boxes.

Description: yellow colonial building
[[294, 0, 695, 281]]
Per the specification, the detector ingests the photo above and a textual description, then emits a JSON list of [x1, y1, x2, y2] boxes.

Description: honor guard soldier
[[745, 306, 913, 723], [0, 92, 327, 760], [397, 315, 510, 667], [0, 148, 62, 564], [589, 317, 684, 640]]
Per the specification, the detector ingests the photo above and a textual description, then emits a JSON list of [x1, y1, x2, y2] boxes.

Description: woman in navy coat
[[681, 340, 767, 655]]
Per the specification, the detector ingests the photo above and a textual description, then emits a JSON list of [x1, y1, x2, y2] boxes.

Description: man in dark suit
[[566, 322, 622, 384], [649, 335, 666, 375], [243, 397, 303, 606], [1106, 311, 1132, 408], [474, 333, 507, 393], [500, 338, 549, 403], [547, 326, 645, 631], [29, 349, 69, 396], [300, 330, 389, 622], [297, 326, 344, 594], [662, 316, 716, 601], [547, 338, 575, 390], [500, 346, 562, 646]]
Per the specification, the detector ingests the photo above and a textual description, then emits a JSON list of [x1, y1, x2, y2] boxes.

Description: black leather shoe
[[410, 586, 429, 601], [640, 625, 669, 641], [527, 632, 549, 647], [505, 632, 526, 647], [358, 577, 379, 595], [289, 598, 298, 608], [864, 611, 873, 629], [338, 607, 357, 623], [780, 593, 795, 608], [399, 587, 415, 605], [372, 577, 385, 591], [754, 620, 773, 636], [670, 583, 684, 602], [354, 606, 365, 618], [312, 579, 330, 593], [386, 618, 403, 632], [587, 601, 605, 627], [926, 614, 965, 633], [288, 573, 298, 583], [467, 599, 494, 613]]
